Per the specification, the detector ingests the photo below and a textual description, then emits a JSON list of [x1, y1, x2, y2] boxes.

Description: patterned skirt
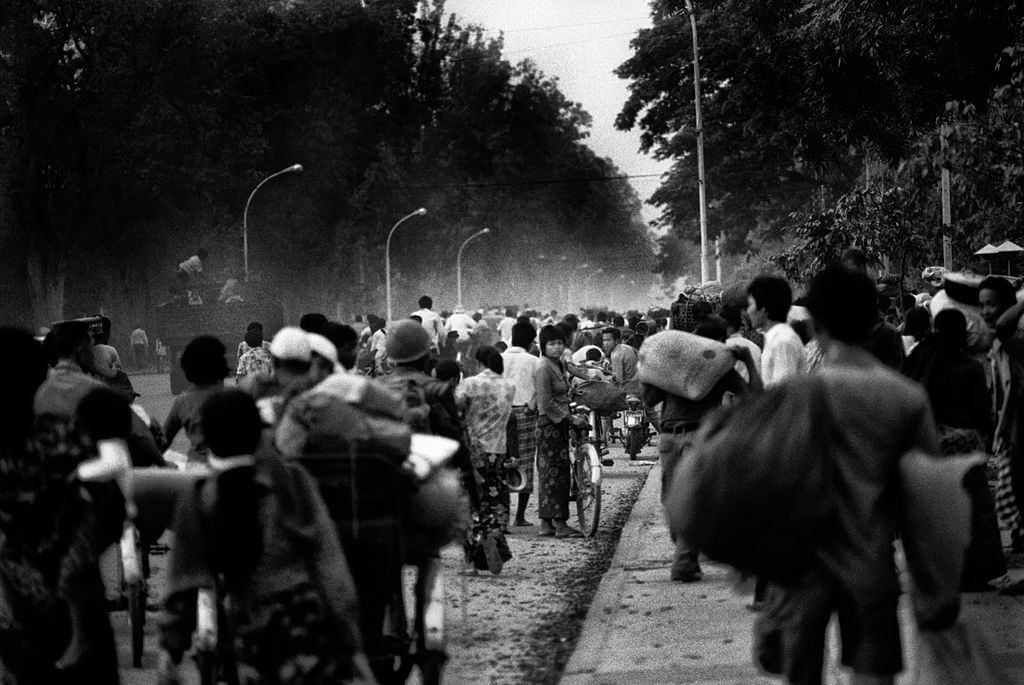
[[506, 407, 538, 493], [938, 426, 1008, 588], [464, 445, 514, 572], [536, 416, 570, 521]]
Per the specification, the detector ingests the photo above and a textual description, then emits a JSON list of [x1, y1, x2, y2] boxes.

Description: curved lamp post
[[456, 228, 490, 308], [243, 163, 303, 281], [385, 207, 427, 322]]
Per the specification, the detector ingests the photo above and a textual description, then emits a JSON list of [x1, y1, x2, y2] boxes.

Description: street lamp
[[243, 163, 303, 281], [384, 207, 428, 322], [457, 228, 490, 307]]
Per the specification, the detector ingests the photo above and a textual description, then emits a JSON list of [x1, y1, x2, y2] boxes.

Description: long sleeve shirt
[[535, 357, 570, 424], [455, 370, 516, 453]]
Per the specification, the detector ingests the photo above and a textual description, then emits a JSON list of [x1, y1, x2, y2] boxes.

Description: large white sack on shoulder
[[899, 449, 986, 631], [637, 330, 734, 400], [928, 290, 992, 353]]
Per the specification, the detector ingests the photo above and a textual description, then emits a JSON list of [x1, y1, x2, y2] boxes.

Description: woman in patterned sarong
[[534, 326, 588, 539]]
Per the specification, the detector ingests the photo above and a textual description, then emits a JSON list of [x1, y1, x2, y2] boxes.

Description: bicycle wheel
[[574, 443, 602, 537]]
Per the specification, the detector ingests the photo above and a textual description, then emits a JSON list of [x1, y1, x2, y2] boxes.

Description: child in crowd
[[162, 336, 229, 466]]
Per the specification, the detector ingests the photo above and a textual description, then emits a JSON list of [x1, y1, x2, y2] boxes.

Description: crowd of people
[[1, 247, 1021, 684]]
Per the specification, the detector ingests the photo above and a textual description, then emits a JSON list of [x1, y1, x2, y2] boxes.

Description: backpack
[[664, 375, 838, 583]]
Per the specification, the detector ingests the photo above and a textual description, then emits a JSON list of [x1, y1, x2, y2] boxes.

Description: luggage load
[[928, 288, 992, 354], [665, 375, 837, 582], [571, 379, 627, 413], [637, 330, 734, 401]]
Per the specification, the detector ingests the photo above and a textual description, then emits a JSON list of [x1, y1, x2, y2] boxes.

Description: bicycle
[[568, 403, 603, 538]]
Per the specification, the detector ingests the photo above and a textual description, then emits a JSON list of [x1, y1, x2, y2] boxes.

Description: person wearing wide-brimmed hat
[[534, 325, 588, 538]]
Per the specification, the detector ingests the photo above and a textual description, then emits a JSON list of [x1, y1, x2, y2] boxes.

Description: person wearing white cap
[[248, 326, 313, 425], [306, 332, 341, 384]]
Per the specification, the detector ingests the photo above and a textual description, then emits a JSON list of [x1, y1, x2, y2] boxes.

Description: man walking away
[[413, 295, 444, 354], [754, 267, 941, 685]]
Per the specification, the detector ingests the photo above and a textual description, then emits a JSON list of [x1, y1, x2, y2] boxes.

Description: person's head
[[511, 322, 536, 349], [505, 307, 516, 318], [322, 322, 358, 370], [96, 316, 112, 345], [0, 327, 47, 448], [495, 341, 508, 353], [180, 335, 230, 386], [386, 320, 432, 370], [903, 306, 931, 342], [197, 248, 209, 261], [539, 324, 567, 360], [747, 275, 793, 327], [92, 344, 121, 380], [806, 267, 878, 344], [719, 304, 743, 335], [475, 345, 504, 374], [472, 311, 482, 322], [52, 320, 95, 373], [418, 295, 433, 310], [434, 359, 462, 384], [268, 327, 313, 380], [840, 247, 868, 275], [979, 276, 1017, 327], [299, 312, 328, 335], [933, 309, 967, 351], [899, 294, 917, 314], [596, 311, 608, 323], [627, 314, 641, 330], [601, 326, 621, 353], [368, 315, 384, 332], [246, 321, 263, 334], [77, 386, 133, 442], [694, 316, 728, 343], [561, 313, 580, 332], [555, 321, 574, 346], [244, 327, 264, 350], [200, 389, 263, 586], [613, 315, 625, 328], [584, 347, 603, 363], [306, 333, 339, 384], [516, 315, 533, 327]]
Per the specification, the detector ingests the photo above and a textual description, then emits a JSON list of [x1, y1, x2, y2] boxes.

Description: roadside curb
[[560, 461, 661, 684]]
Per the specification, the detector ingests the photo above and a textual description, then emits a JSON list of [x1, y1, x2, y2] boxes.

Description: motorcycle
[[623, 395, 649, 460]]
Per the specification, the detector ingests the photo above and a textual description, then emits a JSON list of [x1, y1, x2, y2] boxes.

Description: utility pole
[[940, 125, 953, 270], [683, 0, 710, 284]]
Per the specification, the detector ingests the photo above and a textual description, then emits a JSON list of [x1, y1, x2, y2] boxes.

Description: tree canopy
[[0, 0, 652, 325], [615, 0, 1023, 282]]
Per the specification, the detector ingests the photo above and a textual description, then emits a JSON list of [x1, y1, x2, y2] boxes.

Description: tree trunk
[[25, 244, 65, 325]]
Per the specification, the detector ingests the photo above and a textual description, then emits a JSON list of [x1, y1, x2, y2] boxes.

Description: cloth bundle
[[637, 330, 734, 401]]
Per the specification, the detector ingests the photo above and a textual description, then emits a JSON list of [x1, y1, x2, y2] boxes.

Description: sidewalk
[[561, 461, 1024, 685]]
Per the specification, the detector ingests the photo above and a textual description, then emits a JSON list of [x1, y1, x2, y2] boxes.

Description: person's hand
[[730, 346, 752, 364]]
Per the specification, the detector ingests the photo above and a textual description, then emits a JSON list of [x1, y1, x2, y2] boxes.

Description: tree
[[615, 0, 1024, 282]]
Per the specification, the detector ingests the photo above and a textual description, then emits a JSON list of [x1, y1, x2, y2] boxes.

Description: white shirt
[[725, 333, 762, 383], [501, 346, 540, 408], [761, 323, 805, 386], [497, 316, 516, 343], [413, 309, 444, 349], [446, 312, 476, 341]]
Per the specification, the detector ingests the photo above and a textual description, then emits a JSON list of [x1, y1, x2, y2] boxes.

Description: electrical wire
[[409, 172, 664, 189]]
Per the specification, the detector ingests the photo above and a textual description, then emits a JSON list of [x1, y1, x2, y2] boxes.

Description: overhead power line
[[409, 172, 664, 189]]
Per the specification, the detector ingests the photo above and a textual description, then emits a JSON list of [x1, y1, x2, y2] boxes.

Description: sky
[[444, 0, 672, 226]]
